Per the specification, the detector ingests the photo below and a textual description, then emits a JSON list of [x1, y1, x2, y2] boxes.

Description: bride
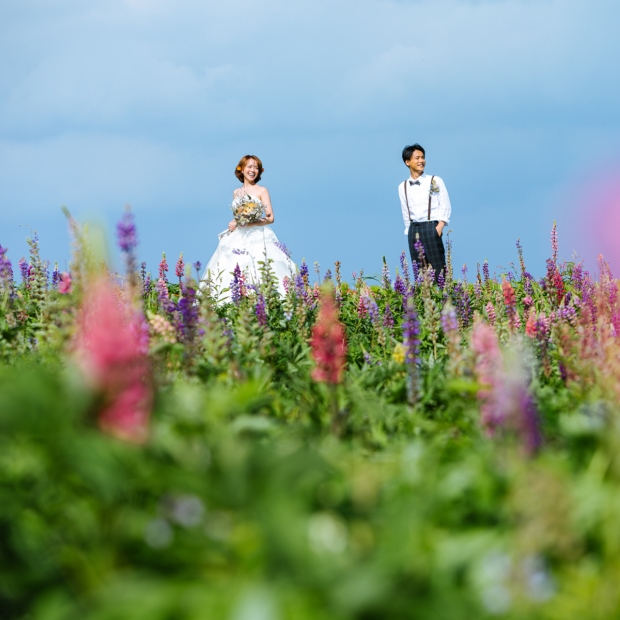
[[200, 155, 296, 300]]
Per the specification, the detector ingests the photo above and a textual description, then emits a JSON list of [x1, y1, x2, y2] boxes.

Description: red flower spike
[[310, 292, 347, 384]]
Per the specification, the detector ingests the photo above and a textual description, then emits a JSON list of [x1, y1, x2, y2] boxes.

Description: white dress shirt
[[398, 173, 451, 235]]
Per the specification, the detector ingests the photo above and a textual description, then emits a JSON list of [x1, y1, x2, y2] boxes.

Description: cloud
[[2, 0, 619, 142]]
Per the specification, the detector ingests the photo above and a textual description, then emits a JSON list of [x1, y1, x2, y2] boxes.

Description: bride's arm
[[228, 189, 238, 232], [247, 188, 274, 227]]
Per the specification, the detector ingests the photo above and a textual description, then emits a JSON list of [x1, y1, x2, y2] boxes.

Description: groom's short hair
[[402, 144, 425, 163]]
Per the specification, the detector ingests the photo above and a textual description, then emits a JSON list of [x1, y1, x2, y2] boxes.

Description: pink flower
[[175, 252, 185, 280], [502, 278, 521, 331], [525, 310, 537, 338], [471, 321, 503, 434], [311, 292, 347, 384], [58, 272, 72, 294], [74, 277, 151, 443], [159, 253, 169, 281], [485, 302, 496, 326], [471, 320, 542, 454]]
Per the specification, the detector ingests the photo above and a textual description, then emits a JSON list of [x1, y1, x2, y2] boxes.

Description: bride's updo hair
[[235, 155, 264, 183]]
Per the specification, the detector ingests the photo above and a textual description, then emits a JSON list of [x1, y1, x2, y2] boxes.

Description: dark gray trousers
[[408, 220, 446, 281]]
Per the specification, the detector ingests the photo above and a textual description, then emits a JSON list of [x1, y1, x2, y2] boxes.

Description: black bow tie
[[409, 180, 420, 186]]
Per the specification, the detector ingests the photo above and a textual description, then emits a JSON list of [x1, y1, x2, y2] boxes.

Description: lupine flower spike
[[74, 276, 151, 443], [310, 291, 347, 385]]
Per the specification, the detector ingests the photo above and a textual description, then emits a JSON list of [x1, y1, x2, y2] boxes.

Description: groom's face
[[406, 150, 426, 175]]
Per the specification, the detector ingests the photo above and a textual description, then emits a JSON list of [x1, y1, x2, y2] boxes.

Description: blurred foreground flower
[[74, 276, 152, 443], [471, 320, 542, 454], [58, 273, 72, 295], [311, 290, 347, 384]]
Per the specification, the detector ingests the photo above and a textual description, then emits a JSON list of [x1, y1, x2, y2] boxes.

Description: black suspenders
[[404, 175, 435, 221]]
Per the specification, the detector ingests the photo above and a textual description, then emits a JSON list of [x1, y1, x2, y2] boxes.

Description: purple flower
[[143, 273, 152, 297], [381, 259, 392, 290], [177, 281, 199, 342], [0, 245, 14, 287], [116, 208, 138, 254], [230, 264, 245, 304], [300, 260, 309, 283], [232, 248, 248, 255], [255, 293, 267, 326], [441, 302, 458, 334], [453, 283, 473, 328], [51, 265, 60, 289], [383, 302, 394, 328], [323, 269, 333, 283], [403, 297, 421, 405], [399, 251, 411, 288], [437, 270, 445, 290], [294, 272, 305, 296], [461, 263, 468, 284], [558, 305, 577, 327], [192, 261, 202, 280], [483, 260, 490, 285], [412, 258, 419, 283], [366, 294, 380, 326], [394, 273, 407, 298], [414, 237, 425, 265], [274, 241, 292, 259], [18, 257, 29, 285]]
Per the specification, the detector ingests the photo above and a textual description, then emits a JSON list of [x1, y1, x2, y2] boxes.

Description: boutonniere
[[430, 178, 440, 195]]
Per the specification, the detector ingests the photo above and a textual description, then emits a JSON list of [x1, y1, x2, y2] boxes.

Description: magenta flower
[[175, 252, 185, 281], [159, 253, 169, 281]]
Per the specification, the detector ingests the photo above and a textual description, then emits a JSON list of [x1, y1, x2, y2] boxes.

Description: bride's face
[[242, 159, 259, 183]]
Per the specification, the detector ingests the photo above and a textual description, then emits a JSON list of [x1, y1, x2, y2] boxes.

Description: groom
[[398, 143, 451, 281]]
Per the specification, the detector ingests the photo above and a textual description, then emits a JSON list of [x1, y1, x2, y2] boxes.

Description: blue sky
[[2, 0, 620, 282]]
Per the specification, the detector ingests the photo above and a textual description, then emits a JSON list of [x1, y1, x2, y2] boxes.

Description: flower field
[[2, 211, 620, 619]]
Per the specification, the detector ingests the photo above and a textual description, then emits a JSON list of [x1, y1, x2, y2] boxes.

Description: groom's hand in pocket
[[436, 221, 445, 237]]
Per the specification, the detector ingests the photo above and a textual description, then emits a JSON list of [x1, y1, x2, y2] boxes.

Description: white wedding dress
[[200, 194, 296, 301]]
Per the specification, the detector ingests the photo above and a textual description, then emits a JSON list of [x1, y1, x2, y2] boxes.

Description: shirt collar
[[408, 173, 426, 184]]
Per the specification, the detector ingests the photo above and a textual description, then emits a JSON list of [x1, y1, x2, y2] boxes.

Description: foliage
[[2, 218, 620, 618]]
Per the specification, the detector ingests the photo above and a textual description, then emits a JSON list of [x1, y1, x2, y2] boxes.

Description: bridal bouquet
[[232, 195, 265, 226]]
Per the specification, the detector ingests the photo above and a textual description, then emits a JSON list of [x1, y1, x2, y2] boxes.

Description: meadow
[[1, 210, 620, 619]]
